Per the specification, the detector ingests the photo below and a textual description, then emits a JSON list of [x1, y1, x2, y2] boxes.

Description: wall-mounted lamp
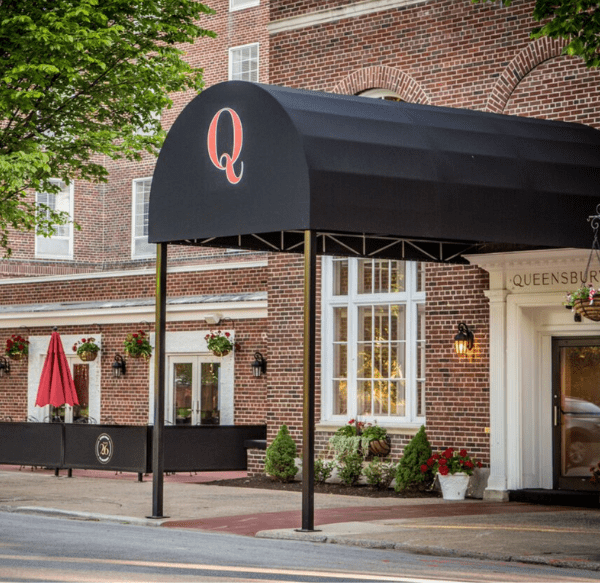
[[251, 352, 267, 377], [454, 322, 474, 355], [0, 356, 10, 377], [112, 354, 126, 378]]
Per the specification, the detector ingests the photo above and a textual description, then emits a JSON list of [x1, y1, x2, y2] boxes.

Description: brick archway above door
[[486, 38, 566, 114], [332, 65, 430, 104]]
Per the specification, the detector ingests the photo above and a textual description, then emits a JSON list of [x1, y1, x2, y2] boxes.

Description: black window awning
[[149, 81, 600, 262]]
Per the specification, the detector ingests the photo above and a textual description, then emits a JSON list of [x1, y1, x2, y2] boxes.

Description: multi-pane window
[[324, 257, 425, 425], [35, 180, 73, 258], [230, 0, 259, 10], [229, 43, 259, 82], [132, 178, 155, 258]]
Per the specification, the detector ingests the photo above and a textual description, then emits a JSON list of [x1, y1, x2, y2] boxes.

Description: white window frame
[[321, 257, 425, 429], [131, 177, 155, 259], [230, 0, 259, 11], [228, 43, 259, 82], [359, 88, 403, 101], [35, 180, 74, 259]]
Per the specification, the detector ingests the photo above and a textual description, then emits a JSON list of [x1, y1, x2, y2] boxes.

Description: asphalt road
[[1, 512, 600, 582]]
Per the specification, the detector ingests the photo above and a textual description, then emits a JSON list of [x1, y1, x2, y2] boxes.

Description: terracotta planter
[[211, 349, 230, 357], [438, 472, 470, 500], [368, 436, 391, 457], [573, 299, 600, 322], [7, 353, 24, 361], [128, 352, 151, 360], [78, 351, 98, 362]]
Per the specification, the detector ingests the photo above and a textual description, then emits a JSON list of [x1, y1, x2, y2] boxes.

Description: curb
[[1, 505, 168, 527], [255, 530, 600, 572]]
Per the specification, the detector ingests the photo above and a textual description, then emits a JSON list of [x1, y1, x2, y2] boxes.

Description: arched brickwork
[[486, 37, 565, 113], [332, 65, 430, 104]]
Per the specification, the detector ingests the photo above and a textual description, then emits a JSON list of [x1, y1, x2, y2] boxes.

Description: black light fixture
[[454, 322, 474, 355], [112, 354, 126, 378], [0, 356, 10, 377], [251, 352, 267, 377]]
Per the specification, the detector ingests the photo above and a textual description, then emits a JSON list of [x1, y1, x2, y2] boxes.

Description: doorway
[[552, 337, 600, 490], [167, 355, 221, 425]]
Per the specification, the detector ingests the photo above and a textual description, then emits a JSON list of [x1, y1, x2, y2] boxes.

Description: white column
[[484, 289, 510, 500]]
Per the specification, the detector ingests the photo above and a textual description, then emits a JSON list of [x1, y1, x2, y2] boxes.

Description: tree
[[264, 425, 298, 482], [0, 0, 215, 254], [474, 0, 600, 68]]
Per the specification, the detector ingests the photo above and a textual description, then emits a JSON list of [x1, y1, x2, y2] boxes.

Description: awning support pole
[[150, 242, 168, 519], [300, 229, 317, 531]]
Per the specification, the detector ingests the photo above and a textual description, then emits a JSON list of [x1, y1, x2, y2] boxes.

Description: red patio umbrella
[[35, 329, 79, 408]]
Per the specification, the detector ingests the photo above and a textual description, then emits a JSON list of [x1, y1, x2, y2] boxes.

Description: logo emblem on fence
[[95, 433, 114, 464], [207, 108, 244, 185]]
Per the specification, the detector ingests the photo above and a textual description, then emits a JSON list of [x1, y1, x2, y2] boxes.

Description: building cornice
[[465, 248, 591, 272], [268, 0, 426, 34]]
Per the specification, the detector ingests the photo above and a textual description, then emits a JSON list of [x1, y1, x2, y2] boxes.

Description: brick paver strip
[[162, 502, 569, 537]]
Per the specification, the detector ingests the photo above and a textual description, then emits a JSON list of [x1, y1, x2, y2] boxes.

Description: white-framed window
[[35, 180, 73, 259], [132, 177, 155, 258], [230, 0, 259, 11], [322, 258, 426, 427], [229, 43, 259, 82]]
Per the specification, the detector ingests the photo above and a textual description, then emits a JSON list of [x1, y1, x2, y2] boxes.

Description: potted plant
[[421, 447, 482, 500], [204, 331, 238, 357], [362, 423, 391, 457], [124, 329, 153, 360], [72, 337, 100, 361], [5, 334, 29, 360], [564, 284, 600, 321]]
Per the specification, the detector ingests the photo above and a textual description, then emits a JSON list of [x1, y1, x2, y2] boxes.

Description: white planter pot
[[438, 472, 470, 500]]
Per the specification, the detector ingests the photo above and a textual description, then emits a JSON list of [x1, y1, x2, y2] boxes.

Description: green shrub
[[264, 425, 298, 482], [364, 458, 396, 489], [337, 451, 363, 486], [395, 425, 433, 492], [314, 458, 335, 484]]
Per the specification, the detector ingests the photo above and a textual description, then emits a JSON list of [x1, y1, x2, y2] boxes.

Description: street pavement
[[1, 466, 600, 573]]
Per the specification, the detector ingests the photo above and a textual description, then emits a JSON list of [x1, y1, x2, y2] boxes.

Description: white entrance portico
[[467, 249, 600, 500]]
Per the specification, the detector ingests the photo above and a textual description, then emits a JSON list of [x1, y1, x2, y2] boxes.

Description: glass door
[[167, 356, 221, 425], [553, 337, 600, 490], [45, 357, 90, 423]]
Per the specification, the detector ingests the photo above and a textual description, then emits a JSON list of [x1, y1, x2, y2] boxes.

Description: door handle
[[554, 405, 558, 426]]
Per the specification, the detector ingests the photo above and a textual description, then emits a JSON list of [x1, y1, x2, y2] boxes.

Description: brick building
[[1, 0, 599, 500]]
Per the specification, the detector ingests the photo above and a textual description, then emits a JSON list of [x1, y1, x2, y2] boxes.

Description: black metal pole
[[150, 243, 168, 518], [300, 230, 317, 531]]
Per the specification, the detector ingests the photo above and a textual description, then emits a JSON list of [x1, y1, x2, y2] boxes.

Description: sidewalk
[[2, 466, 600, 573]]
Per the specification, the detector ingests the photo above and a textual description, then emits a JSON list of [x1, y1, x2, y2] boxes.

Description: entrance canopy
[[149, 81, 600, 262]]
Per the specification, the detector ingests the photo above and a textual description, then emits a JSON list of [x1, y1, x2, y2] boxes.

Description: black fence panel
[[0, 422, 63, 466], [162, 425, 267, 472], [63, 424, 151, 473]]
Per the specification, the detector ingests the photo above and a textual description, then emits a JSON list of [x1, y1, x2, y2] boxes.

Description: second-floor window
[[35, 180, 73, 259], [229, 43, 259, 82], [132, 178, 155, 258], [230, 0, 259, 10]]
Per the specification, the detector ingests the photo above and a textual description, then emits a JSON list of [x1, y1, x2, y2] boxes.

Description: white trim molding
[[268, 0, 425, 34]]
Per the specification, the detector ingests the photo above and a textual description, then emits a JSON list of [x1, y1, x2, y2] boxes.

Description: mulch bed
[[201, 473, 440, 499]]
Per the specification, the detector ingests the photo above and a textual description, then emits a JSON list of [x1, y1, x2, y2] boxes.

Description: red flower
[[82, 338, 86, 342], [138, 330, 144, 335], [433, 453, 440, 460], [465, 460, 474, 469], [426, 458, 434, 466], [348, 419, 355, 425], [459, 449, 468, 458], [72, 345, 77, 351], [132, 334, 138, 338], [477, 461, 482, 468], [225, 332, 230, 338], [438, 458, 447, 466], [137, 339, 143, 344], [420, 464, 428, 473], [443, 448, 454, 459], [439, 465, 450, 476]]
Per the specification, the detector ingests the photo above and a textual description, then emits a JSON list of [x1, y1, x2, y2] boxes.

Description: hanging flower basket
[[573, 298, 600, 322], [123, 330, 153, 360], [5, 335, 29, 361], [73, 338, 100, 362], [368, 436, 392, 457], [205, 331, 239, 357]]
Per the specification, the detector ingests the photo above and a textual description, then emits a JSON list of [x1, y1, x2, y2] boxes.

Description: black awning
[[149, 81, 600, 262]]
